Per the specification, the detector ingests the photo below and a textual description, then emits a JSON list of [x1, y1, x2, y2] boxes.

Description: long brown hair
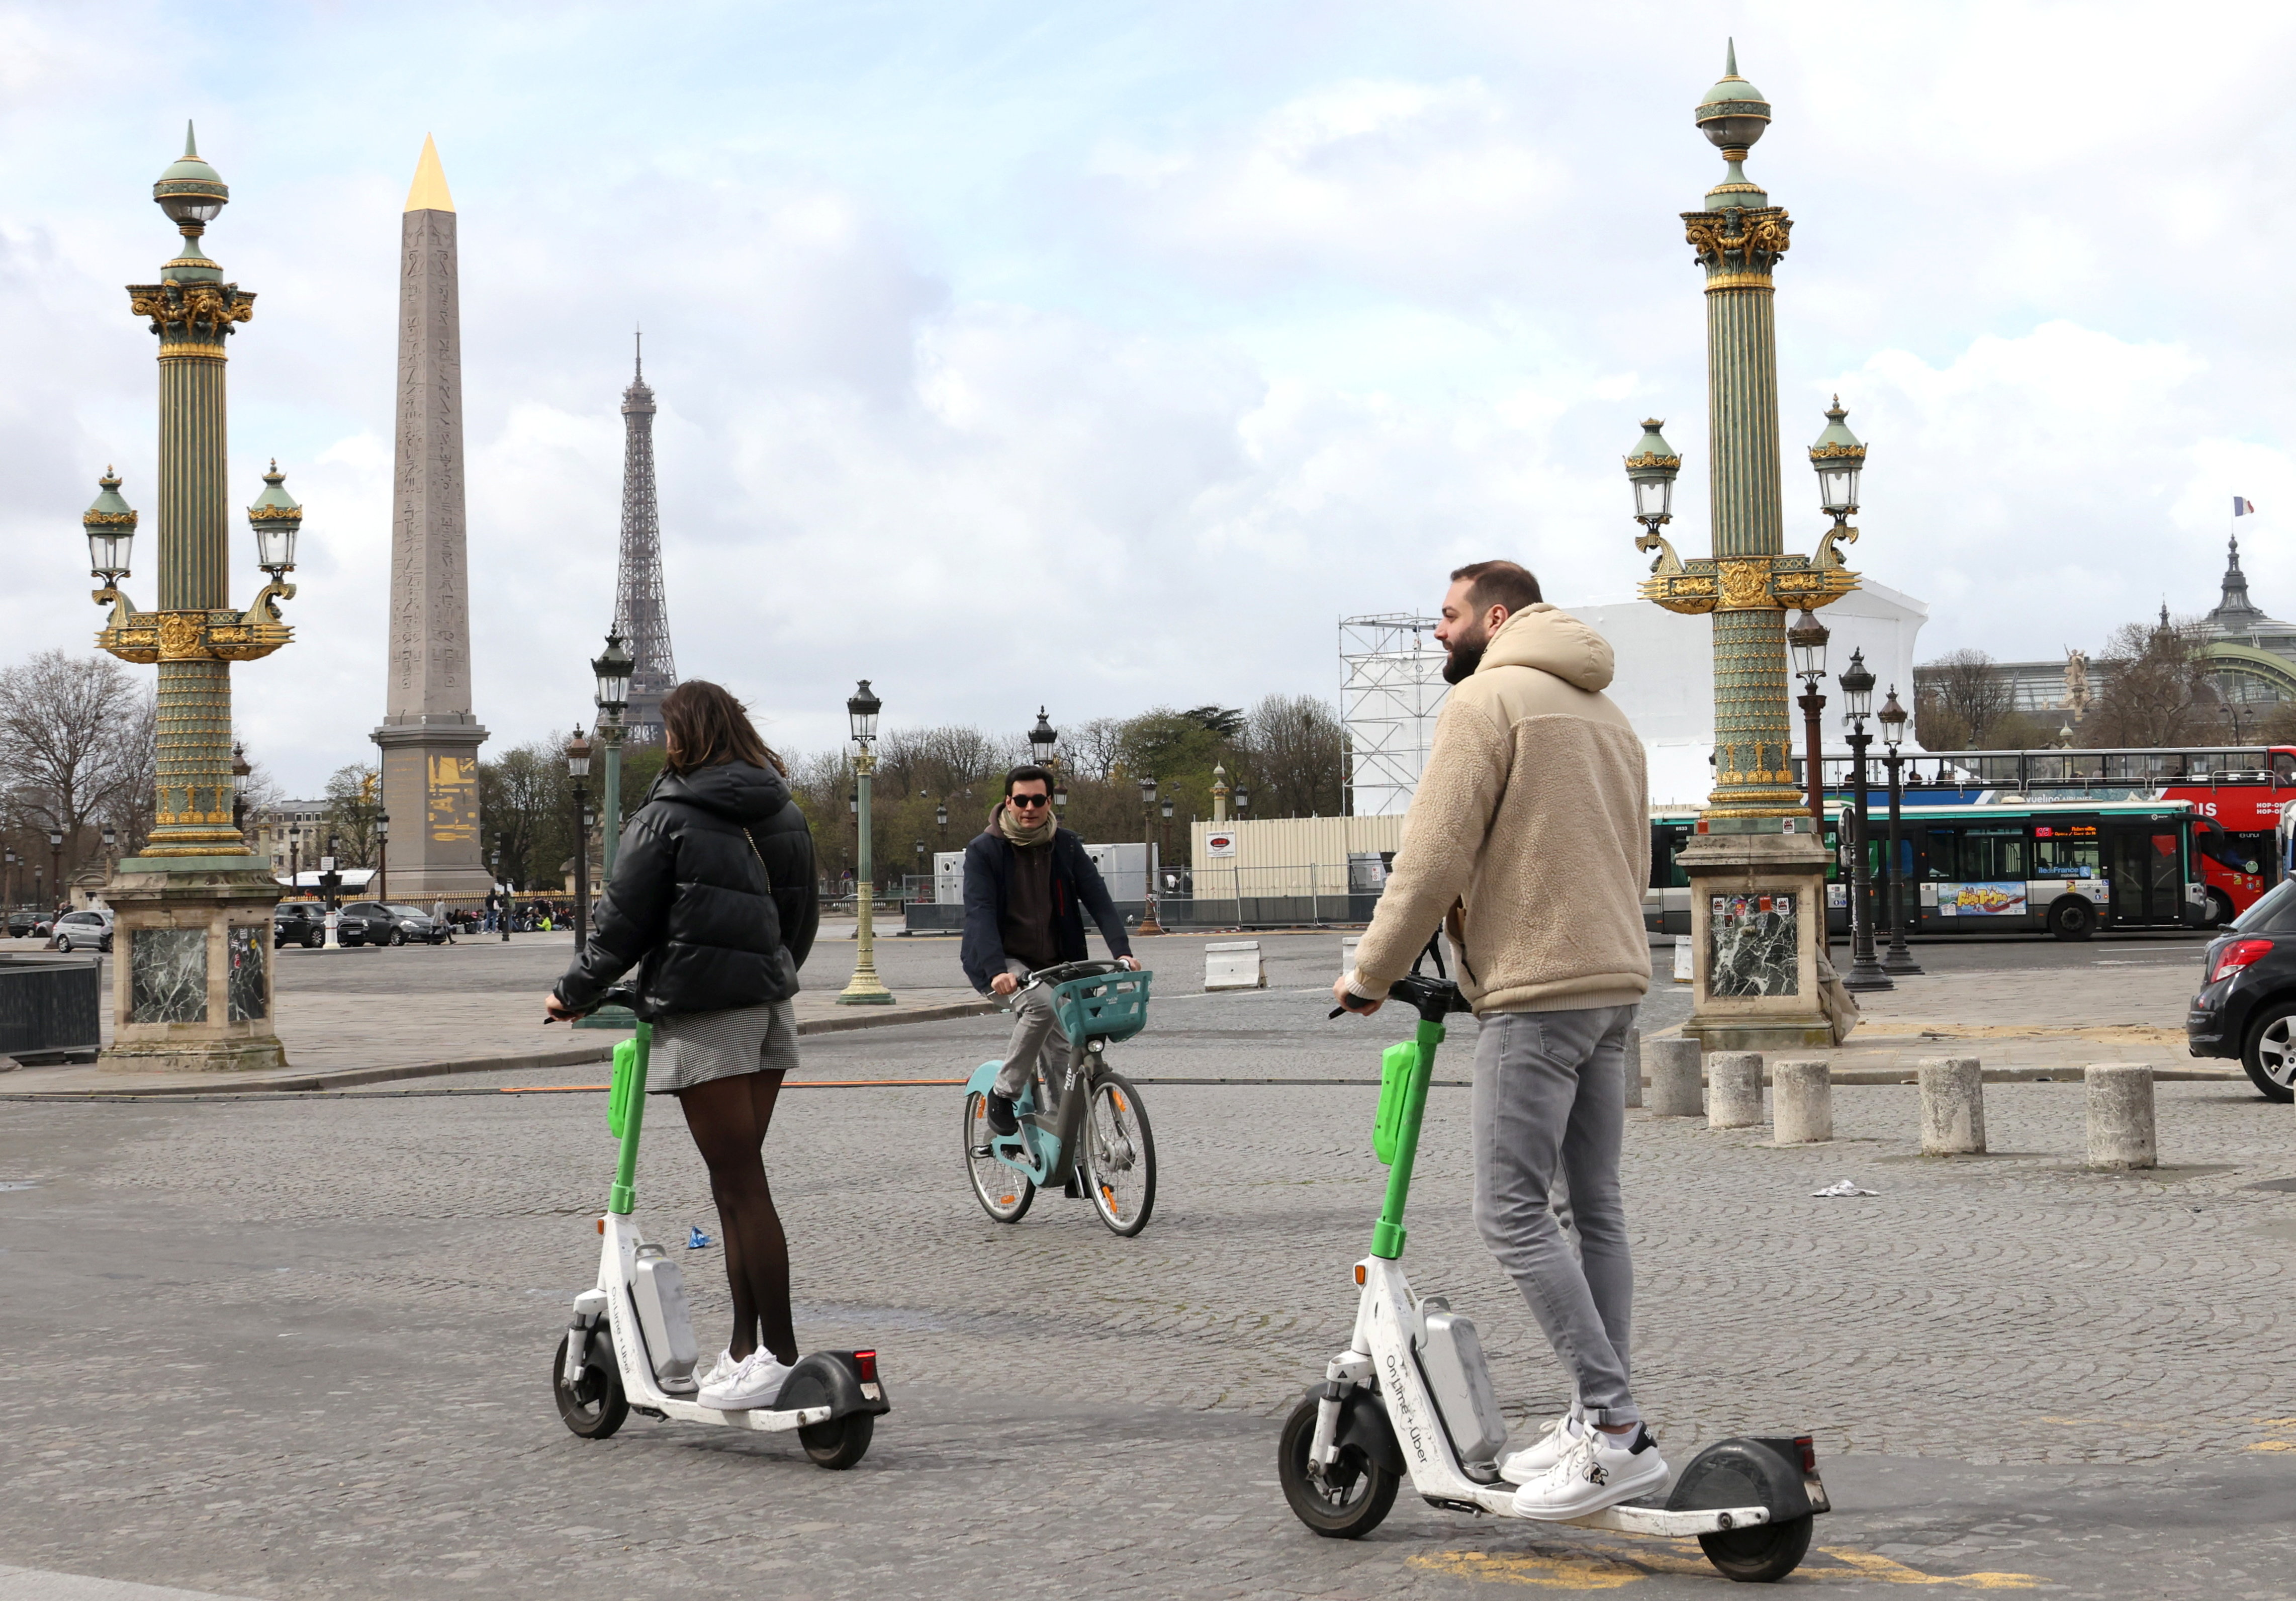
[[660, 681, 784, 776]]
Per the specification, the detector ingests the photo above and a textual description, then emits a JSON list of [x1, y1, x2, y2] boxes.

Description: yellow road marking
[[2244, 1440, 2295, 1452], [1408, 1541, 2043, 1588]]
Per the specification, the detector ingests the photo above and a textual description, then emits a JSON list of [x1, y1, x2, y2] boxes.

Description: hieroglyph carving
[[387, 211, 474, 718]]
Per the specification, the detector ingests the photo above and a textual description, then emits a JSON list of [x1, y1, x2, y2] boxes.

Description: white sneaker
[[695, 1350, 737, 1393], [1509, 1426, 1668, 1521], [1498, 1415, 1588, 1483], [698, 1348, 795, 1411]]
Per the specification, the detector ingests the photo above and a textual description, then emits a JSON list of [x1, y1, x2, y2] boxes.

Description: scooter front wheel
[[1699, 1515, 1813, 1583], [1082, 1070, 1156, 1236], [962, 1091, 1035, 1222], [553, 1331, 628, 1439], [1277, 1394, 1399, 1539]]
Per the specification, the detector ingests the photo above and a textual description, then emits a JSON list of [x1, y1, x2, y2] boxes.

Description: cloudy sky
[[5, 1, 2292, 795]]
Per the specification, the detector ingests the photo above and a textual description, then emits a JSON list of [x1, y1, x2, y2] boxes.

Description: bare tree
[[1239, 694, 1347, 817], [321, 763, 382, 869], [0, 648, 144, 845], [1912, 648, 2017, 750], [1062, 718, 1126, 782], [2082, 616, 2216, 748]]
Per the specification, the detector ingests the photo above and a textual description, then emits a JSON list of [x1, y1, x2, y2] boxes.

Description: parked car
[[6, 907, 52, 939], [337, 901, 446, 947], [2186, 876, 2296, 1102], [51, 908, 113, 954], [274, 900, 328, 949]]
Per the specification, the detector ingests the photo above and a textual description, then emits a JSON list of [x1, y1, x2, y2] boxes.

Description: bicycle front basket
[[1049, 968, 1152, 1043]]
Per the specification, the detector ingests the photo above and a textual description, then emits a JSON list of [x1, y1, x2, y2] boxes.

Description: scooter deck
[[1455, 1487, 1772, 1534], [648, 1399, 835, 1433]]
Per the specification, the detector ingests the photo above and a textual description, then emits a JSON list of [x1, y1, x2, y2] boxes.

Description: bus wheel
[[2205, 889, 2235, 929], [2049, 898, 2095, 941]]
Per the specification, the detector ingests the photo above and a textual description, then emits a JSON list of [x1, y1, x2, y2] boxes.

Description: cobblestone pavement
[[2, 932, 2290, 1599]]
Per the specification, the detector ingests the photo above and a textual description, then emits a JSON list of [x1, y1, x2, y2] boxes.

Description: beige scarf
[[995, 801, 1055, 848]]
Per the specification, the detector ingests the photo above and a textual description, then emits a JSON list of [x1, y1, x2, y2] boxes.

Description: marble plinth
[[99, 854, 286, 1073], [1678, 826, 1834, 1053]]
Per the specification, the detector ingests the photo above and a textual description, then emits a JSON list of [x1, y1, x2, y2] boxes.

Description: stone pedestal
[[99, 855, 285, 1073], [374, 722, 491, 896], [1679, 823, 1833, 1052]]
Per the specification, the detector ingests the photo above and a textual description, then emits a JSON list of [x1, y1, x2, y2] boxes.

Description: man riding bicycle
[[961, 764, 1139, 1136]]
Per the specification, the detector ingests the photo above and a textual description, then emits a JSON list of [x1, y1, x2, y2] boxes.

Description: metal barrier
[[0, 955, 102, 1062]]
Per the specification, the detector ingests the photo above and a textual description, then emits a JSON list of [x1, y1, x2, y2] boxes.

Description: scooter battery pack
[[630, 1246, 700, 1385], [1417, 1309, 1510, 1468]]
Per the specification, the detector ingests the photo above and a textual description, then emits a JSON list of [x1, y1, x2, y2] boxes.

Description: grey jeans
[[1472, 1004, 1641, 1428], [990, 958, 1070, 1100]]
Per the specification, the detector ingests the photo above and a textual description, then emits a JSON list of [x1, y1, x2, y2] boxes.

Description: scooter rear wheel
[[962, 1092, 1035, 1222], [1277, 1394, 1399, 1539], [1699, 1515, 1813, 1583], [553, 1331, 628, 1439], [799, 1411, 875, 1469]]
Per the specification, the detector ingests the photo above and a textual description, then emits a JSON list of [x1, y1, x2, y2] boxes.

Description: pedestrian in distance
[[960, 764, 1139, 1137], [1332, 559, 1660, 1522], [546, 681, 821, 1412], [433, 898, 455, 944]]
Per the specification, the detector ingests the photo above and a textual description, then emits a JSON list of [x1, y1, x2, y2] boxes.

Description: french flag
[[2235, 496, 2259, 515]]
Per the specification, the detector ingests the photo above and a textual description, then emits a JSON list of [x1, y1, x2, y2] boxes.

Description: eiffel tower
[[612, 331, 678, 743]]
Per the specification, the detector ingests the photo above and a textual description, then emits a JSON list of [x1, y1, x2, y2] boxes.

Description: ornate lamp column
[[91, 126, 302, 1074], [1630, 49, 1866, 1050], [1838, 650, 1892, 992], [838, 680, 895, 1004], [1136, 774, 1164, 936], [1877, 688, 1923, 975]]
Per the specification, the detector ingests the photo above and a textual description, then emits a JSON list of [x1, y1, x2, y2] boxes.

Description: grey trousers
[[990, 958, 1069, 1100], [1472, 1004, 1641, 1427]]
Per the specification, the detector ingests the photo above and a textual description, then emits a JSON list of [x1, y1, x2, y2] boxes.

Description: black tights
[[676, 1070, 795, 1365]]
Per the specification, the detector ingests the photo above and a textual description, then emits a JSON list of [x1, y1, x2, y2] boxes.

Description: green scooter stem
[[1370, 1016, 1444, 1259], [610, 1021, 652, 1215]]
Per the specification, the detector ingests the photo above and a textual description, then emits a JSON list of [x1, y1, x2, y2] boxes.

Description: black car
[[274, 901, 328, 949], [2186, 876, 2296, 1101], [337, 901, 445, 947]]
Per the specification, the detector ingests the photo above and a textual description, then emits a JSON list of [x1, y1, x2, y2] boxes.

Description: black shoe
[[984, 1093, 1019, 1137]]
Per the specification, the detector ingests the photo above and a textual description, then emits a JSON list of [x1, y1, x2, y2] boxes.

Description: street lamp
[[1788, 607, 1830, 833], [838, 679, 894, 1004], [288, 824, 301, 890], [591, 631, 634, 874], [1234, 782, 1250, 818], [1876, 687, 1922, 976], [1624, 50, 1873, 1053], [1838, 649, 1890, 992], [375, 810, 389, 904], [102, 824, 117, 864], [1052, 774, 1068, 814], [1136, 774, 1163, 936], [47, 828, 62, 915], [913, 838, 926, 898], [935, 800, 949, 854], [230, 742, 251, 838], [1028, 706, 1057, 766], [568, 725, 593, 950]]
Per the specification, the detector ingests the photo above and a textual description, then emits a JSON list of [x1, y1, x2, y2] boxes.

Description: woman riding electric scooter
[[546, 680, 820, 1413]]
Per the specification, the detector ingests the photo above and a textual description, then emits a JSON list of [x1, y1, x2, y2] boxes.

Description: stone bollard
[[1647, 1038, 1703, 1117], [1707, 1052, 1765, 1129], [1772, 1058, 1833, 1143], [2086, 1063, 2157, 1170], [1917, 1057, 1987, 1155], [1622, 1026, 1643, 1110]]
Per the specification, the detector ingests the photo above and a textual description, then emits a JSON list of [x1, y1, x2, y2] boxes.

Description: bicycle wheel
[[962, 1090, 1035, 1222], [1082, 1069, 1156, 1235]]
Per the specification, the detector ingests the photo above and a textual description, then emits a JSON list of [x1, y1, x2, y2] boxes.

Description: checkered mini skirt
[[646, 999, 801, 1095]]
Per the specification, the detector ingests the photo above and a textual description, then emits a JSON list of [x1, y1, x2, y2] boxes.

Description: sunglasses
[[1008, 794, 1051, 809]]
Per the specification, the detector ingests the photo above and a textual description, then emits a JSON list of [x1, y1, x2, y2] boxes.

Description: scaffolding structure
[[1340, 614, 1449, 816]]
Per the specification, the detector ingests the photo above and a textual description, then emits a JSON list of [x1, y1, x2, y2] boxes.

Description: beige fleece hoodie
[[1350, 603, 1650, 1015]]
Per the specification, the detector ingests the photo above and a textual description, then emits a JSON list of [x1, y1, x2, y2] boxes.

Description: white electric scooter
[[1281, 948, 1829, 1582], [551, 1010, 888, 1468]]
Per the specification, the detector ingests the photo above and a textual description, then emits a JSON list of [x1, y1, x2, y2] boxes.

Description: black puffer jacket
[[554, 760, 819, 1021]]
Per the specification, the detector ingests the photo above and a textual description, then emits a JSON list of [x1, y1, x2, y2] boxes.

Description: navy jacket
[[960, 825, 1133, 994], [554, 761, 819, 1022]]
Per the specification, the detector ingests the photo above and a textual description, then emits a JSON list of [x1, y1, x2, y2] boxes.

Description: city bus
[[1647, 797, 2207, 940]]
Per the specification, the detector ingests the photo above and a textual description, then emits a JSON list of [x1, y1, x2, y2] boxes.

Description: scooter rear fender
[[776, 1352, 892, 1421]]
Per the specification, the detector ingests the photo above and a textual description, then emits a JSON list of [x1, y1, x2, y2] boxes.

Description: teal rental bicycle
[[961, 959, 1157, 1235]]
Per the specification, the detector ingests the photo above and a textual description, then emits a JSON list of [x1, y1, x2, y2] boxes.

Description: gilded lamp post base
[[97, 855, 288, 1074], [1676, 826, 1838, 1053]]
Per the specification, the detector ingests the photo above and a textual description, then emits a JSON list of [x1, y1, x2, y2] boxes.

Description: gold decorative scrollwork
[[1635, 528, 1685, 576], [127, 281, 256, 336], [1717, 559, 1773, 610], [156, 612, 209, 661], [1814, 522, 1858, 570], [1683, 205, 1792, 277]]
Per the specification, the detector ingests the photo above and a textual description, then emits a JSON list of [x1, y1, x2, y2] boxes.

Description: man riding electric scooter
[[1332, 559, 1660, 1521], [961, 764, 1138, 1137]]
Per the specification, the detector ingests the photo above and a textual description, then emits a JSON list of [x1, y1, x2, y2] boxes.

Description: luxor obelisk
[[373, 136, 489, 895]]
